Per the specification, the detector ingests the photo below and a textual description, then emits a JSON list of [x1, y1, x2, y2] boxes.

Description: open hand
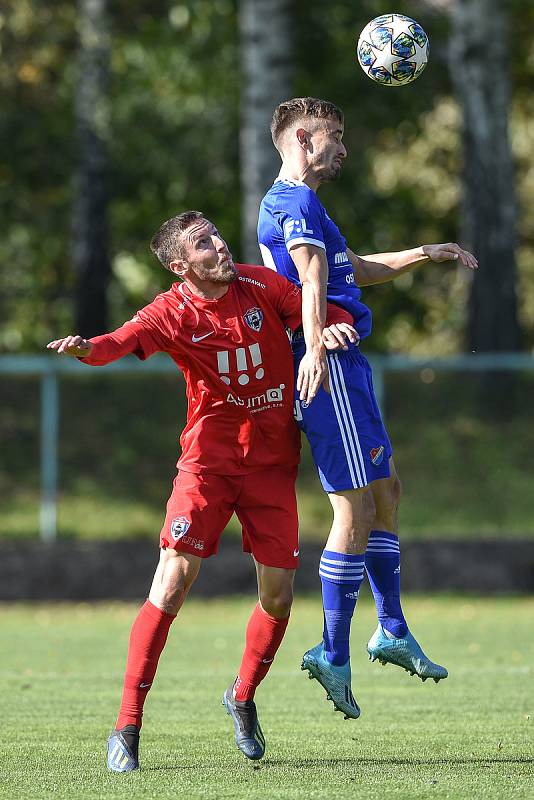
[[297, 349, 327, 406], [323, 322, 360, 351], [422, 243, 478, 270], [46, 335, 93, 357]]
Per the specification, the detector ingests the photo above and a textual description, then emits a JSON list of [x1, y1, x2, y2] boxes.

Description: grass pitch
[[1, 595, 533, 800]]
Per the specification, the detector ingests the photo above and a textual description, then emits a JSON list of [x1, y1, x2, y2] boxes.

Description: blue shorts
[[293, 344, 392, 492]]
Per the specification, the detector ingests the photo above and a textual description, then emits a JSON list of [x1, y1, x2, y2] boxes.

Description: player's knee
[[165, 572, 192, 602], [392, 475, 402, 506], [387, 475, 402, 512], [260, 586, 293, 619], [362, 487, 377, 524], [150, 551, 199, 614], [152, 575, 191, 615]]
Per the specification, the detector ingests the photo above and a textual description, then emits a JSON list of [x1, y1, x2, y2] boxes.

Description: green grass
[[1, 595, 533, 799]]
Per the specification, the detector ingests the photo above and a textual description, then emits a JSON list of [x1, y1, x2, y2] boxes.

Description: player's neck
[[277, 163, 320, 193]]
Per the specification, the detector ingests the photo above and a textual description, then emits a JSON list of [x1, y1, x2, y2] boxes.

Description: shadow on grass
[[266, 756, 534, 767], [143, 756, 534, 772]]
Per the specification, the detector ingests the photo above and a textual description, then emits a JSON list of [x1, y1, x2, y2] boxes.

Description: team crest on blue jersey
[[171, 516, 191, 541], [244, 307, 263, 332], [370, 446, 385, 466]]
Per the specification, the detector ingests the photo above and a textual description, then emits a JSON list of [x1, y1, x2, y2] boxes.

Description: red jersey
[[82, 264, 351, 476]]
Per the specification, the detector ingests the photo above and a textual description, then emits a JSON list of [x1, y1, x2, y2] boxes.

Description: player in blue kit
[[258, 97, 478, 719]]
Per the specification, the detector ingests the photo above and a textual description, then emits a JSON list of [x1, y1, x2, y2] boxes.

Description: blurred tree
[[448, 0, 521, 352], [0, 1, 78, 352], [106, 0, 240, 307], [0, 0, 240, 350], [72, 0, 111, 337], [238, 0, 292, 262], [1, 0, 533, 354]]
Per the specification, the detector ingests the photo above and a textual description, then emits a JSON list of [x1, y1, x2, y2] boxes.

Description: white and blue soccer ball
[[357, 13, 429, 86]]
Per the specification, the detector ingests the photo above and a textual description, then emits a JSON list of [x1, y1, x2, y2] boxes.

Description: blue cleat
[[367, 624, 448, 682], [107, 726, 140, 772], [222, 684, 265, 760], [301, 643, 360, 719]]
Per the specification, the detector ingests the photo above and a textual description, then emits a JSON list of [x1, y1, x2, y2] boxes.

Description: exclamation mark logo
[[249, 343, 264, 380], [217, 351, 230, 385], [217, 344, 264, 386], [236, 348, 249, 385]]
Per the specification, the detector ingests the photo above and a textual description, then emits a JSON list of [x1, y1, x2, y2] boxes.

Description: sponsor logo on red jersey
[[227, 384, 286, 412]]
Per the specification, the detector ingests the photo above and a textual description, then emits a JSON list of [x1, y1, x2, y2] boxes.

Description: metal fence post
[[40, 369, 59, 541]]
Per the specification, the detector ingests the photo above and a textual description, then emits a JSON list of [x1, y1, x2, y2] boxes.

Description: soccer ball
[[357, 14, 429, 86]]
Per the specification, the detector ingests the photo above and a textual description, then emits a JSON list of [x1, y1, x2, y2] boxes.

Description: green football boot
[[367, 623, 448, 682], [301, 642, 360, 719]]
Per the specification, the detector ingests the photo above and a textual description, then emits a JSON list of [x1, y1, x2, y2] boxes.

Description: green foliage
[[1, 597, 533, 799], [0, 0, 239, 350], [107, 0, 240, 323], [1, 0, 534, 351], [295, 0, 534, 352]]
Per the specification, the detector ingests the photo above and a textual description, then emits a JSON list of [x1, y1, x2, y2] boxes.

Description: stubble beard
[[199, 261, 237, 285], [317, 163, 342, 184]]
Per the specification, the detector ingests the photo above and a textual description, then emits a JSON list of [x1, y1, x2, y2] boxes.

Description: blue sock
[[365, 530, 407, 638], [320, 550, 365, 666]]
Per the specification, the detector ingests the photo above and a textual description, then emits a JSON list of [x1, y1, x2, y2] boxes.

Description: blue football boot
[[367, 623, 448, 682], [223, 684, 266, 760], [301, 642, 360, 719], [107, 726, 140, 772]]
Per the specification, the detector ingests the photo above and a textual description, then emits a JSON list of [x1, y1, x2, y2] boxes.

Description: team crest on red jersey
[[244, 307, 263, 332], [170, 516, 191, 541]]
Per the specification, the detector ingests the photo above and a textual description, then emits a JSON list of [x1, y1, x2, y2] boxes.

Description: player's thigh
[[296, 346, 392, 493], [236, 467, 299, 571], [160, 470, 236, 558]]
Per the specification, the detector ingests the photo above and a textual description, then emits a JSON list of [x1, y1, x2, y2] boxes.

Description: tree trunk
[[72, 0, 110, 338], [238, 0, 293, 263], [448, 0, 521, 352]]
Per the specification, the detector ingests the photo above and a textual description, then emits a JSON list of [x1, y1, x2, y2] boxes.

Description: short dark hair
[[150, 210, 204, 270], [271, 97, 344, 147]]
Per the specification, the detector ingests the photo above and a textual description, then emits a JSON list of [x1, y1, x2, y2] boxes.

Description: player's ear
[[168, 259, 188, 278], [296, 127, 309, 150]]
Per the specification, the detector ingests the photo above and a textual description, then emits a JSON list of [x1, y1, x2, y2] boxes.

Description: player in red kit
[[47, 211, 357, 770]]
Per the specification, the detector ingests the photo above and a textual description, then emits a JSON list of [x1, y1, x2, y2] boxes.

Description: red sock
[[115, 599, 176, 730], [233, 603, 289, 702]]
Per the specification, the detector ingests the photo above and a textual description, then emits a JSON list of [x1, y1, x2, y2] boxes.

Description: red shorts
[[159, 467, 299, 569]]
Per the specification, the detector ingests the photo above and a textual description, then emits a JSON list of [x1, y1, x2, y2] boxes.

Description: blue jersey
[[257, 179, 373, 340]]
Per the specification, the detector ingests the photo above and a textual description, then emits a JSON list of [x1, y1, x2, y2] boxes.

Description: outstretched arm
[[46, 321, 157, 365], [349, 243, 478, 287]]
